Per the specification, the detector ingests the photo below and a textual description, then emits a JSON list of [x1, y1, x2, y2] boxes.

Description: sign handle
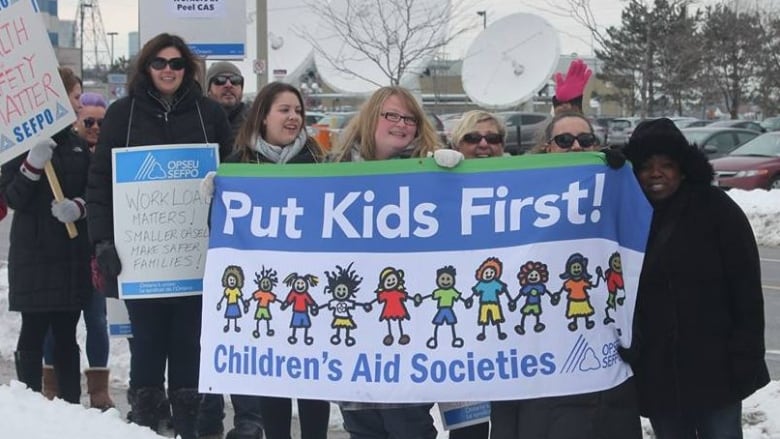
[[44, 162, 78, 239]]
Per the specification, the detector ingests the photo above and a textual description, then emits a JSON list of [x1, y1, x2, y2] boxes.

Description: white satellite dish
[[312, 0, 450, 94], [461, 13, 560, 109]]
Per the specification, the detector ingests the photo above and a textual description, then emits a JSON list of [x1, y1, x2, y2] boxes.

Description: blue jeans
[[649, 401, 743, 439], [43, 291, 109, 367]]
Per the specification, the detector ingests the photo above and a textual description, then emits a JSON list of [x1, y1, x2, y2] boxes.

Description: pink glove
[[554, 59, 592, 102]]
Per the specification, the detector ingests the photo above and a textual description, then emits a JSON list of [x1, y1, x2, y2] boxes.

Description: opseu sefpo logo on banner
[[134, 153, 201, 181]]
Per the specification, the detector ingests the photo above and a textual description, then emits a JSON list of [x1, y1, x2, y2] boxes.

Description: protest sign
[[113, 144, 219, 299], [0, 0, 76, 165], [198, 153, 652, 403], [106, 298, 132, 338]]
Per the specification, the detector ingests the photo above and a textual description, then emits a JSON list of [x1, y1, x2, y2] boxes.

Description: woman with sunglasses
[[328, 86, 440, 439], [40, 92, 115, 410], [488, 111, 640, 439], [86, 33, 231, 439]]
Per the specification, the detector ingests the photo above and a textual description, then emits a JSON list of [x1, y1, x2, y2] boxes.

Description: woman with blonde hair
[[450, 110, 507, 159], [329, 86, 439, 162], [330, 85, 441, 439]]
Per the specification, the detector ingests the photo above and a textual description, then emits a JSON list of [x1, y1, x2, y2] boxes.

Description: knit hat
[[206, 61, 242, 86], [624, 118, 689, 166]]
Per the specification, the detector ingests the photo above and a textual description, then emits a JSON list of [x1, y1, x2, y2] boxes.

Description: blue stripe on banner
[[115, 148, 218, 183], [189, 43, 245, 57], [209, 164, 650, 253], [108, 324, 133, 336], [122, 279, 203, 296], [442, 403, 491, 425]]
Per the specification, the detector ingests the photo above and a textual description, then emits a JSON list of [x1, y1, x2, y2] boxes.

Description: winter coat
[[226, 101, 249, 143], [0, 128, 92, 312], [87, 78, 232, 244], [633, 181, 769, 417]]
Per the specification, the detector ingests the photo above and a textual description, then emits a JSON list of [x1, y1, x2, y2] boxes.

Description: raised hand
[[554, 59, 592, 102]]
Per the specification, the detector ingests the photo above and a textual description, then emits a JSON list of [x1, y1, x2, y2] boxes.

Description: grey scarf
[[252, 129, 307, 164]]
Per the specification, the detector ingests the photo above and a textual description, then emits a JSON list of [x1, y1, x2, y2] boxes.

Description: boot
[[53, 348, 80, 404], [14, 351, 42, 392], [131, 387, 166, 432], [169, 388, 201, 439], [42, 365, 58, 400], [85, 367, 115, 410]]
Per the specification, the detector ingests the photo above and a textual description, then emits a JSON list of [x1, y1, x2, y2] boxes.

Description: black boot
[[53, 348, 80, 404], [131, 387, 166, 432], [14, 351, 42, 392], [169, 388, 200, 439]]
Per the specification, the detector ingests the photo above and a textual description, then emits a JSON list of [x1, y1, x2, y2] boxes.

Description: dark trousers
[[340, 404, 437, 439], [450, 422, 489, 439], [125, 295, 202, 390], [44, 291, 109, 367], [650, 401, 743, 439], [17, 311, 81, 402], [259, 396, 330, 439]]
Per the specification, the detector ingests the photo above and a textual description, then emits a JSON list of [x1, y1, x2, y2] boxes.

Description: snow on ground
[[0, 189, 778, 438]]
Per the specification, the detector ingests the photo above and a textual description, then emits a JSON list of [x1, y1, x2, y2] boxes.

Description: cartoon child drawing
[[555, 253, 599, 331], [280, 272, 320, 345], [596, 252, 624, 325], [468, 257, 511, 341], [414, 265, 469, 349], [365, 266, 412, 346], [321, 263, 369, 346], [511, 261, 555, 335], [246, 266, 280, 338], [216, 265, 248, 333]]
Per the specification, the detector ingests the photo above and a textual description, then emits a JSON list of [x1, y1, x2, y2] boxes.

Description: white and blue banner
[[198, 153, 652, 403], [112, 144, 219, 299]]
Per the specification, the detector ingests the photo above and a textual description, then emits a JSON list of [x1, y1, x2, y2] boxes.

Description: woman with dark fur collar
[[623, 118, 769, 439]]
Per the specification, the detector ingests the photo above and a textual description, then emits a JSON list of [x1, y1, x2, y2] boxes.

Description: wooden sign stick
[[44, 161, 78, 239]]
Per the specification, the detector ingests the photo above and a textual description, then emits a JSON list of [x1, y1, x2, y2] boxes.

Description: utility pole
[[257, 0, 268, 91], [107, 31, 118, 68]]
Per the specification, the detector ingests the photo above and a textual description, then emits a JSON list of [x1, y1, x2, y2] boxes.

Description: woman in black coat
[[623, 118, 769, 439], [0, 67, 92, 404], [86, 33, 231, 439]]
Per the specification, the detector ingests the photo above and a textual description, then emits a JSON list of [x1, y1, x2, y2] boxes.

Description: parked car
[[305, 111, 325, 137], [313, 112, 357, 150], [711, 132, 780, 189], [708, 119, 765, 133], [760, 116, 780, 132], [686, 119, 715, 127], [670, 117, 701, 129], [681, 127, 759, 159], [496, 112, 552, 155], [607, 117, 644, 148], [589, 117, 613, 146]]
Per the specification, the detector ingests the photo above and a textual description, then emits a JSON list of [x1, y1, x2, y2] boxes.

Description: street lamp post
[[107, 31, 118, 69], [477, 10, 487, 29]]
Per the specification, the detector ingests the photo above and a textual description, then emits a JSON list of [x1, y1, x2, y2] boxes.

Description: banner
[[0, 0, 77, 165], [112, 144, 219, 299], [199, 153, 652, 403]]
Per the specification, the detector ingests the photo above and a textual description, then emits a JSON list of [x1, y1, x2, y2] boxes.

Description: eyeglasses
[[149, 57, 186, 71], [212, 74, 244, 87], [83, 117, 103, 129], [462, 132, 503, 145], [381, 111, 418, 126], [550, 133, 598, 149]]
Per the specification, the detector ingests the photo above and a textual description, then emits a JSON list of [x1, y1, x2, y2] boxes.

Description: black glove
[[601, 147, 626, 169], [95, 241, 122, 277]]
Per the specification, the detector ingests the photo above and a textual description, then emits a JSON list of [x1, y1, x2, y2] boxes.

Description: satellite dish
[[461, 13, 560, 109], [267, 0, 318, 82], [312, 0, 450, 94]]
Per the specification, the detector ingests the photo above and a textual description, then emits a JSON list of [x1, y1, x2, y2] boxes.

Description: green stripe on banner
[[217, 152, 609, 178]]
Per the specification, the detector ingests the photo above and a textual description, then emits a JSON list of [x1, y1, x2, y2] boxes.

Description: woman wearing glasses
[[74, 93, 107, 152], [86, 33, 231, 438], [488, 111, 641, 439], [328, 86, 440, 439]]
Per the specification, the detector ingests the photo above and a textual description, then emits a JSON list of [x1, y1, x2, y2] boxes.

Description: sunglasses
[[462, 132, 503, 145], [381, 111, 418, 126], [212, 74, 244, 87], [149, 57, 186, 71], [83, 117, 103, 129], [550, 133, 598, 149]]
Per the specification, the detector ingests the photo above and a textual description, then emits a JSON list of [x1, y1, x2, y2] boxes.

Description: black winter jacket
[[87, 79, 231, 244], [0, 128, 92, 312], [634, 182, 769, 417]]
